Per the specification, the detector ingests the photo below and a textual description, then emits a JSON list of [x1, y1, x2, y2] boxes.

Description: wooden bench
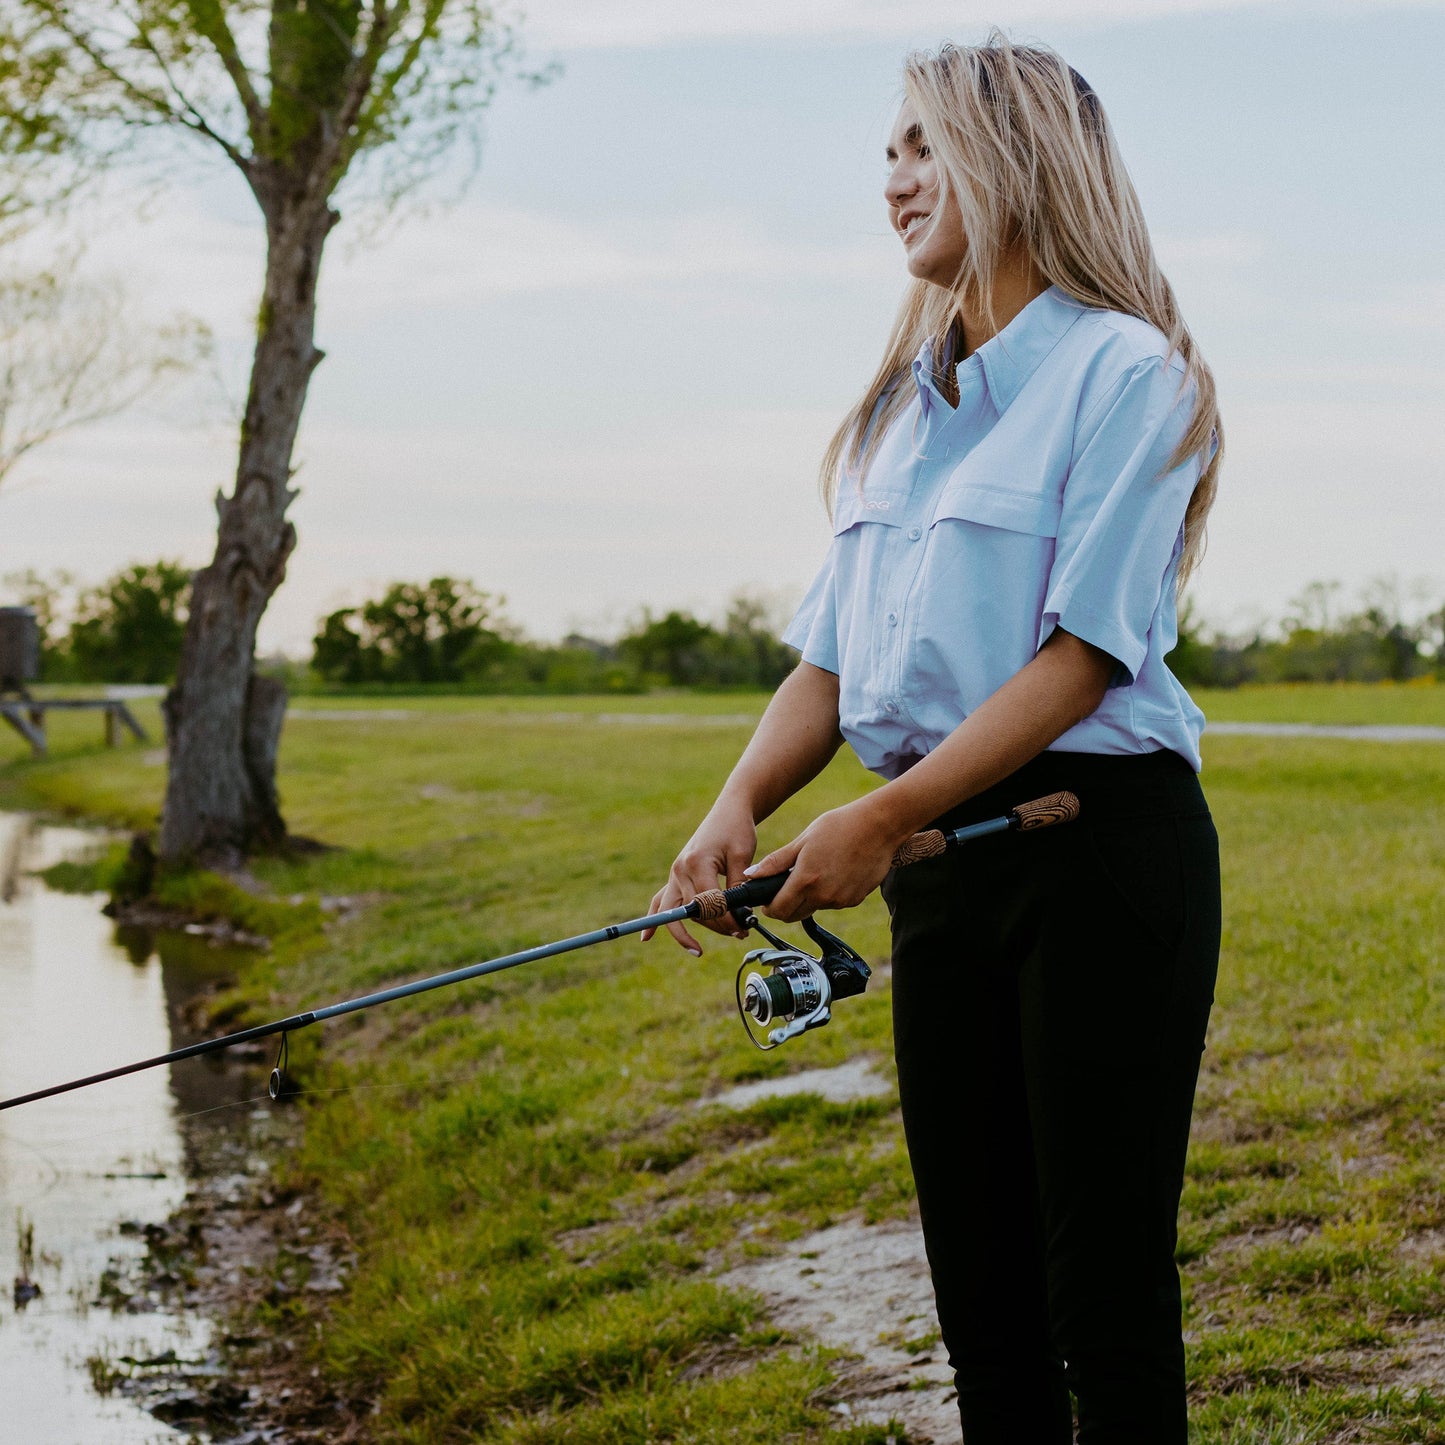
[[0, 698, 149, 757]]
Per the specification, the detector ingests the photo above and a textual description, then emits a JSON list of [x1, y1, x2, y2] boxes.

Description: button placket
[[887, 450, 949, 725]]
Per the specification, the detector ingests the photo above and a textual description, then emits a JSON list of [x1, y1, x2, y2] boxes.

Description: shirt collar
[[912, 284, 1086, 413]]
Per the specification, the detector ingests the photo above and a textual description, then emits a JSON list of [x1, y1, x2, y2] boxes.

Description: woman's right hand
[[642, 798, 757, 955]]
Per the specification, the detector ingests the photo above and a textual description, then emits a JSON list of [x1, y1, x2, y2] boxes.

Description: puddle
[[0, 814, 265, 1443], [698, 1057, 894, 1110]]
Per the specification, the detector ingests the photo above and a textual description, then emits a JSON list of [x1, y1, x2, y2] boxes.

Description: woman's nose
[[884, 164, 917, 209]]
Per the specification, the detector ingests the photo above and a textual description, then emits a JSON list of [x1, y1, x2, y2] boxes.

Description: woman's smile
[[899, 209, 932, 243], [884, 103, 966, 283]]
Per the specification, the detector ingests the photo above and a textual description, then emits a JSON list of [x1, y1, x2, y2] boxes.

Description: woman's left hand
[[746, 797, 903, 923]]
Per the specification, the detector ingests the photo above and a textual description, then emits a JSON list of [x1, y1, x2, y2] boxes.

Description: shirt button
[[907, 526, 922, 541], [884, 700, 899, 714], [886, 611, 898, 626]]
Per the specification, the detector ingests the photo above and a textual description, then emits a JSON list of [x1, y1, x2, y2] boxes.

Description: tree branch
[[27, 0, 248, 168], [319, 0, 399, 184], [350, 0, 449, 164], [124, 5, 252, 170], [29, 0, 172, 119], [182, 0, 267, 144]]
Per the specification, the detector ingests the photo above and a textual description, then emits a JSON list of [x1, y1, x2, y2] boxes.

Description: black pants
[[882, 749, 1220, 1445]]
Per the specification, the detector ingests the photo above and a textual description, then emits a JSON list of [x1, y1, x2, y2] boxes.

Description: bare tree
[[0, 257, 203, 492], [0, 2, 543, 864]]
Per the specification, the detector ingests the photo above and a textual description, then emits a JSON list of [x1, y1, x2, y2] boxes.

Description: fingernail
[[743, 864, 758, 876], [688, 948, 703, 958], [734, 931, 747, 940]]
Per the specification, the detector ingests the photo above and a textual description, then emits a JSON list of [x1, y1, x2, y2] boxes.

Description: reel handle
[[689, 791, 1080, 922]]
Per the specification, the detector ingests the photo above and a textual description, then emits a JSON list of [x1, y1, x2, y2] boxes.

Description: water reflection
[[0, 814, 261, 1442]]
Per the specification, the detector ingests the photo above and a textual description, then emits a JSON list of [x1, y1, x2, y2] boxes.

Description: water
[[0, 814, 261, 1442]]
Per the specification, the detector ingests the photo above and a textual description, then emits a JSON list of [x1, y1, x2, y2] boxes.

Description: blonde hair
[[823, 33, 1221, 587]]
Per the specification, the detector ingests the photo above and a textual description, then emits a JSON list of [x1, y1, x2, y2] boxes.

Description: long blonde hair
[[823, 33, 1221, 587]]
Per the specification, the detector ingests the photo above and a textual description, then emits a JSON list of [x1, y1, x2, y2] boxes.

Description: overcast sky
[[1, 0, 1441, 652]]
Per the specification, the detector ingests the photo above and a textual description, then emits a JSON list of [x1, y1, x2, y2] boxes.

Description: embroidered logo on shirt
[[863, 499, 891, 511]]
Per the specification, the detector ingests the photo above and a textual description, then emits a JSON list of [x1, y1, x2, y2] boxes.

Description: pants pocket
[[1081, 816, 1191, 953]]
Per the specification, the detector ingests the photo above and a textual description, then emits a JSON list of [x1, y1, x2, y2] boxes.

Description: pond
[[0, 813, 264, 1442]]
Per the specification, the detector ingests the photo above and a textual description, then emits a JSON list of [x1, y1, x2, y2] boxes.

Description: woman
[[645, 35, 1221, 1444]]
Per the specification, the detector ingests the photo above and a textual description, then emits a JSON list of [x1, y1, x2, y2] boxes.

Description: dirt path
[[706, 1059, 960, 1443], [720, 1215, 958, 1442]]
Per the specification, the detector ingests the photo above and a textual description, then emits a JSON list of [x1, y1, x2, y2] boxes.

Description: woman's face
[[885, 102, 967, 288]]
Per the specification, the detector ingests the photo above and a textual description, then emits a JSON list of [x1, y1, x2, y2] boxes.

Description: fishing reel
[[733, 908, 871, 1050]]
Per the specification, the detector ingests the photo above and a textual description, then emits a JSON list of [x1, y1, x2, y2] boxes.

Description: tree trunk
[[160, 194, 336, 866]]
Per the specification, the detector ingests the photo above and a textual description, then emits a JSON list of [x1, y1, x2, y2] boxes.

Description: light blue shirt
[[783, 285, 1207, 780]]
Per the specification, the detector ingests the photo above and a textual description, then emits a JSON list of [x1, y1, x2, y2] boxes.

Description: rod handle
[[1012, 790, 1081, 830], [890, 790, 1080, 864], [690, 792, 1080, 921], [890, 830, 949, 867], [692, 872, 790, 921]]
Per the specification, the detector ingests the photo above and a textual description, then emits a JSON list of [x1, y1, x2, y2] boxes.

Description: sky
[[0, 0, 1441, 654]]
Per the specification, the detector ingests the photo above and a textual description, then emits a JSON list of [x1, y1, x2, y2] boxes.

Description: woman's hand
[[641, 797, 757, 955], [746, 795, 903, 923]]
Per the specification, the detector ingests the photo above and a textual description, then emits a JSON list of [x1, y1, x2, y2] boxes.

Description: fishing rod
[[0, 791, 1079, 1111]]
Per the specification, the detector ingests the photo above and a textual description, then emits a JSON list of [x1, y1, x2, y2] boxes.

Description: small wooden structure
[[0, 606, 150, 758]]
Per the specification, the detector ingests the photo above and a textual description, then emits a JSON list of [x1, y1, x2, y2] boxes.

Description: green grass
[[1192, 680, 1444, 727], [3, 682, 1444, 1443]]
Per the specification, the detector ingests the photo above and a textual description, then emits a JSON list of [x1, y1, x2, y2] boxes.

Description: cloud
[[321, 203, 889, 320], [1350, 282, 1445, 333], [522, 0, 1444, 50], [62, 188, 891, 339], [1153, 231, 1267, 267]]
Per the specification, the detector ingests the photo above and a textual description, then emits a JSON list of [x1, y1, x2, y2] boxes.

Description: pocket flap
[[932, 483, 1062, 537], [832, 486, 908, 534]]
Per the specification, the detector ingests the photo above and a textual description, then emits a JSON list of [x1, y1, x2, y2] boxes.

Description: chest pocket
[[930, 481, 1062, 538], [832, 486, 910, 536]]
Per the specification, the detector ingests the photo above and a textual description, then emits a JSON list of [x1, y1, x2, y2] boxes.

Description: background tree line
[[8, 566, 1444, 693], [308, 581, 798, 692], [1168, 581, 1445, 688], [5, 568, 799, 693]]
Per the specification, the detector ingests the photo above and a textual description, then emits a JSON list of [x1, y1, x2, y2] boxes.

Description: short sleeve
[[1040, 357, 1201, 685], [782, 549, 840, 675]]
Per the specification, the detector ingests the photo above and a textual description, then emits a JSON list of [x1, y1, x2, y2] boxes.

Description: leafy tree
[[64, 561, 190, 683], [310, 606, 368, 684], [312, 577, 514, 684], [1166, 578, 1433, 689], [714, 591, 795, 689], [0, 1, 546, 863], [1264, 579, 1425, 683], [615, 595, 797, 690], [1420, 603, 1445, 679], [617, 610, 719, 688]]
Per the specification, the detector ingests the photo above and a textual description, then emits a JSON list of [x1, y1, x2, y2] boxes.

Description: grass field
[[2, 683, 1444, 1443]]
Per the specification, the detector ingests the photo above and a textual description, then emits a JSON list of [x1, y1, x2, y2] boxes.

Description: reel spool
[[735, 913, 871, 1050]]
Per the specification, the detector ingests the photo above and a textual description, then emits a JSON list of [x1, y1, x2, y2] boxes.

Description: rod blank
[[0, 792, 1078, 1112]]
